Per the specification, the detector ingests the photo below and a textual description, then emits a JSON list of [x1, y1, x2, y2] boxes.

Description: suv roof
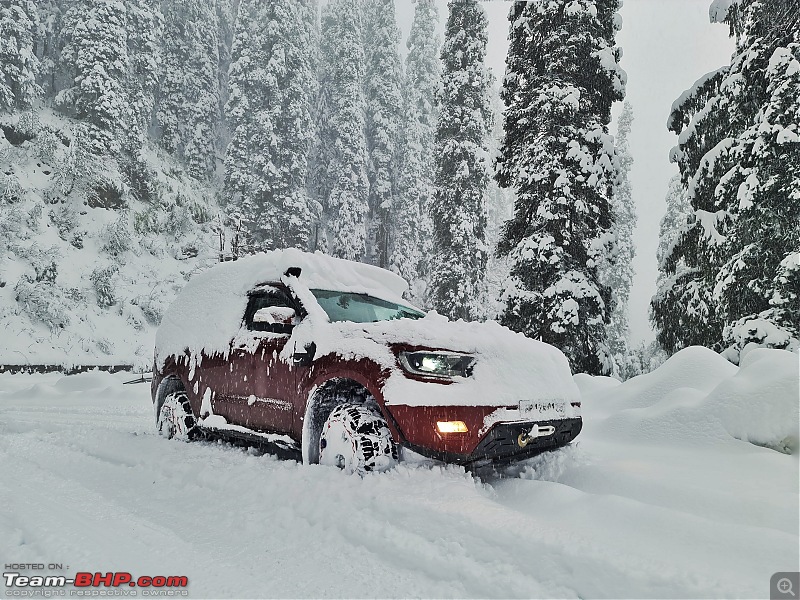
[[154, 250, 412, 366]]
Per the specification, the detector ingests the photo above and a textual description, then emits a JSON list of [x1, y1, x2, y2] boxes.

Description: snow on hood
[[286, 307, 580, 408], [155, 250, 410, 365]]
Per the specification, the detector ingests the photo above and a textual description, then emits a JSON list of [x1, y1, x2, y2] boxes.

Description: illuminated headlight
[[398, 351, 475, 379]]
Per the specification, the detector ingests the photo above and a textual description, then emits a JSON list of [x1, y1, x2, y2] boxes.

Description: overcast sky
[[395, 0, 734, 343]]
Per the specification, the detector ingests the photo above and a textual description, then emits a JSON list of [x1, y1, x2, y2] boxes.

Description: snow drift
[[584, 346, 799, 453]]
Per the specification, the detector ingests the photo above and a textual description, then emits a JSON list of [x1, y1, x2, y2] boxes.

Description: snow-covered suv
[[151, 249, 582, 473]]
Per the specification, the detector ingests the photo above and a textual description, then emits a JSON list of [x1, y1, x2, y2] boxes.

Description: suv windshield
[[311, 289, 425, 323]]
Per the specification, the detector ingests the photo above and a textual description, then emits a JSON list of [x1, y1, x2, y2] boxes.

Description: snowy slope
[[0, 110, 225, 370], [0, 347, 797, 598]]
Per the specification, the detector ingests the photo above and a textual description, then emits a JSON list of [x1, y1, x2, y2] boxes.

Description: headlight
[[398, 351, 475, 379]]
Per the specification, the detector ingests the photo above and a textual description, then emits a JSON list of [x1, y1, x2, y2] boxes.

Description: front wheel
[[157, 392, 198, 441], [319, 404, 398, 475]]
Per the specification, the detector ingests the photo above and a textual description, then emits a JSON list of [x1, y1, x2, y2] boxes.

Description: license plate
[[519, 400, 565, 416]]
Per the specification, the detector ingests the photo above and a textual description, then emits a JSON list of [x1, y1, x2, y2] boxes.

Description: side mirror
[[293, 342, 316, 367], [253, 306, 297, 326]]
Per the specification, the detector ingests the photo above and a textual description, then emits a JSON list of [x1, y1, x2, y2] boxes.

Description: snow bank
[[589, 346, 736, 417], [705, 348, 799, 453], [1, 368, 796, 599], [582, 346, 799, 453], [573, 372, 620, 396]]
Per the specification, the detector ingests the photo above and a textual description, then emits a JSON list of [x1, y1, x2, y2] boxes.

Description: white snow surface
[[1, 347, 797, 598]]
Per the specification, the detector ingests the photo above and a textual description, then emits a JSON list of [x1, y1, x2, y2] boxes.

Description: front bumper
[[401, 417, 582, 468]]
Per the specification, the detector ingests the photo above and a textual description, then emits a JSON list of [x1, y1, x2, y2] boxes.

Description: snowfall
[[1, 346, 797, 599]]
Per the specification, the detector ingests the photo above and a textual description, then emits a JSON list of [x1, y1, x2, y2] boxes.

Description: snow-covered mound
[[0, 110, 223, 370], [581, 346, 799, 453]]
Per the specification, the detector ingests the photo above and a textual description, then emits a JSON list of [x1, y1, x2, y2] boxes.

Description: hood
[[290, 311, 581, 409]]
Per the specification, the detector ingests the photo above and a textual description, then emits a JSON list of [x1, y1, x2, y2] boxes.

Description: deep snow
[[0, 347, 797, 599]]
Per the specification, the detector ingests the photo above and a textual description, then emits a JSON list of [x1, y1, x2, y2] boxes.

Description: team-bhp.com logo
[[3, 571, 188, 597]]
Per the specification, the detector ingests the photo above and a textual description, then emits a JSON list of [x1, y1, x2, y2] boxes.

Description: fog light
[[436, 420, 468, 433]]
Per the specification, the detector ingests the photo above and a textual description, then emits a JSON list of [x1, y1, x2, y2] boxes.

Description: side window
[[244, 287, 297, 334]]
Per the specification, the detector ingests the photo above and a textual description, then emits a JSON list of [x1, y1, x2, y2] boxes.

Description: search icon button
[[772, 573, 800, 599]]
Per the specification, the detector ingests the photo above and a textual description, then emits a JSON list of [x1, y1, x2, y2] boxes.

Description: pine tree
[[363, 0, 403, 268], [315, 0, 369, 261], [651, 173, 700, 354], [495, 0, 626, 375], [483, 89, 515, 320], [224, 0, 316, 252], [651, 67, 729, 353], [654, 0, 799, 358], [390, 0, 440, 294], [125, 0, 161, 150], [429, 0, 492, 321], [156, 0, 220, 179], [57, 0, 129, 154], [0, 0, 41, 111], [33, 0, 65, 99], [601, 100, 636, 372]]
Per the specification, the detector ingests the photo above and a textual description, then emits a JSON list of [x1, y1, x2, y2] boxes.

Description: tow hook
[[517, 424, 556, 448]]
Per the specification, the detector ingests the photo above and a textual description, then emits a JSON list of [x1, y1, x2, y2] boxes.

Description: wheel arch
[[153, 375, 186, 421], [302, 377, 390, 465]]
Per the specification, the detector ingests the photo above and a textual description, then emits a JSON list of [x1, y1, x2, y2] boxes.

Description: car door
[[214, 285, 298, 433]]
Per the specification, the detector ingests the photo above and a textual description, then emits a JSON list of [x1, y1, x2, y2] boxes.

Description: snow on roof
[[155, 249, 409, 364]]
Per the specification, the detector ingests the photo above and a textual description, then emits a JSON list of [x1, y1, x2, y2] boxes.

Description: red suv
[[152, 250, 582, 474]]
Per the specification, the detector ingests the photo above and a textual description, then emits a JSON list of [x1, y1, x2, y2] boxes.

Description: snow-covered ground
[[1, 347, 797, 598]]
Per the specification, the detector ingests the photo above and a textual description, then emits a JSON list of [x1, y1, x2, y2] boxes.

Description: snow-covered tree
[[655, 0, 799, 359], [57, 0, 128, 155], [601, 100, 636, 372], [314, 0, 369, 261], [495, 0, 626, 375], [651, 67, 729, 353], [428, 0, 492, 321], [651, 173, 701, 354], [0, 0, 41, 111], [362, 0, 403, 268], [156, 0, 220, 179], [483, 89, 515, 320], [390, 0, 440, 294], [32, 1, 64, 98], [224, 0, 317, 252], [125, 0, 161, 150]]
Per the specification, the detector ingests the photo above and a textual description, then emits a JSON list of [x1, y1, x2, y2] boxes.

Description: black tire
[[156, 391, 198, 441], [318, 403, 398, 475]]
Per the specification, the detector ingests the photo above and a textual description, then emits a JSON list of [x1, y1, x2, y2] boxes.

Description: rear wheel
[[319, 403, 397, 475], [157, 391, 198, 441]]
